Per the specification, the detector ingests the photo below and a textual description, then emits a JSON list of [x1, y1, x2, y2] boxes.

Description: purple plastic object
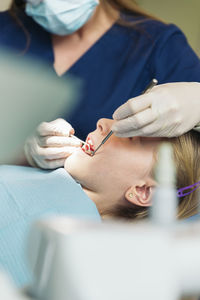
[[177, 180, 200, 198]]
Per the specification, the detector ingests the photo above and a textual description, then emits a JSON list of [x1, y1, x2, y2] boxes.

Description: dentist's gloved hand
[[24, 118, 82, 169], [111, 82, 200, 138]]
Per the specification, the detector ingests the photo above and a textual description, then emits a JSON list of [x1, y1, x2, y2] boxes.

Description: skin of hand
[[65, 118, 162, 215], [111, 82, 200, 138], [24, 118, 82, 169]]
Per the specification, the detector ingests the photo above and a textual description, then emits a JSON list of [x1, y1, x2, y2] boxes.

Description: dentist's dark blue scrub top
[[0, 11, 200, 140]]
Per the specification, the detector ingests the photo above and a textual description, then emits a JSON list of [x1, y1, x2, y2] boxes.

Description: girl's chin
[[64, 148, 85, 171]]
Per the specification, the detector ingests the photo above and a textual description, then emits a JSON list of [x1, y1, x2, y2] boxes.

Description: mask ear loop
[[177, 180, 200, 198]]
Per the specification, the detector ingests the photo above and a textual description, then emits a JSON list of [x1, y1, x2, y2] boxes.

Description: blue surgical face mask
[[25, 0, 99, 36]]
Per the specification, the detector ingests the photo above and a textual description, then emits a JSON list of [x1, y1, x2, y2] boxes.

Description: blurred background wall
[[138, 0, 200, 56], [0, 0, 200, 56], [0, 0, 11, 11]]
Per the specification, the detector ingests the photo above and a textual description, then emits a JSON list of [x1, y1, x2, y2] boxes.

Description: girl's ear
[[125, 180, 156, 207]]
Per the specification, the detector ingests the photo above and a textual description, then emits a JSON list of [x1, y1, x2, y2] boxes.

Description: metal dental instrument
[[91, 130, 113, 156], [70, 135, 87, 146], [91, 79, 158, 156], [142, 78, 158, 95]]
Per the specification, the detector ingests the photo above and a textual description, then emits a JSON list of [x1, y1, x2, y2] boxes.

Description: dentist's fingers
[[37, 118, 74, 137], [29, 145, 76, 169], [112, 122, 168, 138], [34, 145, 76, 160], [24, 119, 81, 169], [38, 136, 81, 147], [112, 93, 153, 120], [111, 107, 157, 136]]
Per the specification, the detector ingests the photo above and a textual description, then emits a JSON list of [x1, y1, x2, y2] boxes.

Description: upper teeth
[[87, 137, 93, 146]]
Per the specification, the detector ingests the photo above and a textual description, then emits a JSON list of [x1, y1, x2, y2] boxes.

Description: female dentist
[[1, 0, 200, 168]]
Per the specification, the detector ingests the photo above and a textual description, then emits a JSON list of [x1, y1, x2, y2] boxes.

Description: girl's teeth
[[88, 139, 93, 146], [81, 135, 95, 156], [81, 142, 93, 155]]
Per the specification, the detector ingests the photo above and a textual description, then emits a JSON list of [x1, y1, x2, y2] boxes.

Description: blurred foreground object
[[151, 143, 177, 226], [0, 49, 80, 163], [27, 217, 200, 300]]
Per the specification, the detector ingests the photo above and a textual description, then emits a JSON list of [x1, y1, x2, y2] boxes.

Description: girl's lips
[[86, 135, 95, 151], [81, 134, 95, 155]]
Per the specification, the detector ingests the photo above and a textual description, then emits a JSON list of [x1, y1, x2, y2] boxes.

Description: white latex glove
[[24, 118, 82, 169], [111, 82, 200, 137]]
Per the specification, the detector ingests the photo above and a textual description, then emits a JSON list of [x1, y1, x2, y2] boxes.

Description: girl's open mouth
[[81, 136, 95, 156]]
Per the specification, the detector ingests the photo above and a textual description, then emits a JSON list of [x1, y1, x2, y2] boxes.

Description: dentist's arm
[[111, 82, 200, 138]]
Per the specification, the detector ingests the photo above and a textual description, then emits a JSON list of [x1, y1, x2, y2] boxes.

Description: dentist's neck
[[77, 2, 119, 40]]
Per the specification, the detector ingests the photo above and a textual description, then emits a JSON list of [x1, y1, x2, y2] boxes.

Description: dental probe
[[91, 131, 114, 156], [91, 78, 158, 156], [70, 135, 87, 146]]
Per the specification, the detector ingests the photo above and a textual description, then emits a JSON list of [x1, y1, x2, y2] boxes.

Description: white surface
[[26, 218, 174, 300], [27, 218, 200, 300]]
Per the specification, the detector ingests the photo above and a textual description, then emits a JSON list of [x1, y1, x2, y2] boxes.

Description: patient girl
[[0, 118, 199, 287], [66, 118, 200, 220]]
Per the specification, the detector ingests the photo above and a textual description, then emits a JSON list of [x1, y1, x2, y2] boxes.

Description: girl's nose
[[97, 118, 113, 136]]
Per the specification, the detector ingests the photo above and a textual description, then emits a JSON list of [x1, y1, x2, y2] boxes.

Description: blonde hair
[[173, 131, 200, 219], [104, 131, 200, 221]]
